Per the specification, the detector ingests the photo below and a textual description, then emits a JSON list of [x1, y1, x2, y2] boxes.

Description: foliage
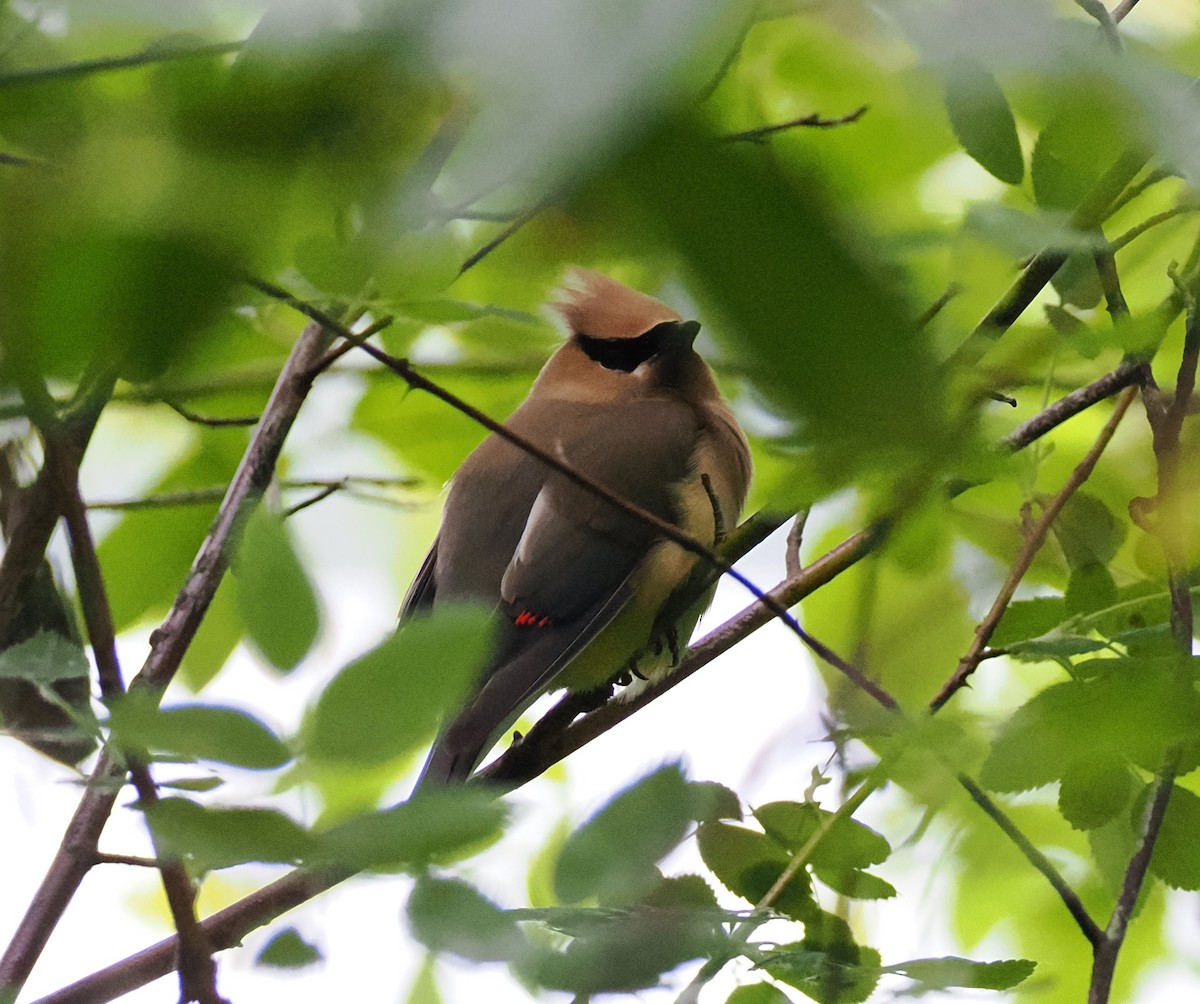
[[0, 2, 1198, 1004]]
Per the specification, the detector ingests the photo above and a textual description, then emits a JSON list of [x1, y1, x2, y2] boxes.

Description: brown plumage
[[404, 268, 751, 787]]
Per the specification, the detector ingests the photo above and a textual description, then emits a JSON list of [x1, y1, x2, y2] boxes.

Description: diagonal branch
[[251, 279, 894, 706], [931, 387, 1136, 711]]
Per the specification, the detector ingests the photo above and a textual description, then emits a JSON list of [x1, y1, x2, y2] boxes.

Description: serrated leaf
[[1005, 633, 1109, 662], [1058, 752, 1135, 830], [105, 692, 290, 770], [754, 802, 891, 871], [316, 786, 507, 871], [306, 604, 494, 766], [0, 632, 89, 683], [554, 764, 692, 905], [147, 798, 313, 870], [233, 506, 321, 672], [943, 58, 1023, 184], [255, 927, 323, 969], [990, 597, 1068, 649], [762, 940, 881, 1004], [696, 821, 813, 921], [1146, 783, 1200, 890], [689, 780, 743, 822], [883, 956, 1035, 991], [981, 659, 1200, 792], [408, 876, 524, 962], [811, 866, 896, 901], [640, 874, 719, 910]]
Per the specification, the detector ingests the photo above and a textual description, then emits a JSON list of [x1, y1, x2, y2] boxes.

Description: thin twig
[[1087, 763, 1176, 1004], [784, 511, 808, 578], [932, 387, 1136, 711], [950, 147, 1148, 367], [252, 278, 895, 707], [92, 853, 162, 869], [1002, 360, 1143, 451], [916, 283, 962, 330], [719, 106, 868, 143], [164, 400, 258, 428], [459, 199, 551, 273], [86, 477, 420, 512], [1110, 204, 1200, 253], [1094, 245, 1131, 322], [0, 39, 243, 89], [959, 773, 1103, 947]]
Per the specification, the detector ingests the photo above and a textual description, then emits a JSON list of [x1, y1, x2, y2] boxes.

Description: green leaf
[[980, 659, 1200, 792], [943, 58, 1024, 184], [640, 874, 719, 910], [1005, 634, 1109, 662], [525, 906, 724, 995], [306, 604, 494, 766], [403, 956, 444, 1004], [0, 632, 89, 683], [408, 876, 525, 962], [883, 956, 1035, 991], [726, 984, 792, 1004], [316, 786, 507, 871], [105, 692, 291, 770], [1147, 783, 1200, 891], [990, 597, 1068, 649], [611, 113, 946, 483], [554, 763, 693, 905], [696, 821, 813, 921], [754, 802, 890, 869], [255, 927, 323, 969], [1031, 97, 1127, 211], [761, 938, 882, 1004], [233, 505, 321, 672], [1058, 752, 1136, 830], [146, 798, 313, 870], [1053, 493, 1126, 570]]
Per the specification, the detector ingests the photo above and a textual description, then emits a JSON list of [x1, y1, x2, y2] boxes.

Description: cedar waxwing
[[404, 269, 751, 787]]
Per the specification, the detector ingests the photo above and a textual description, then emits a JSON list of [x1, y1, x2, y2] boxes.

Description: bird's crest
[[553, 267, 681, 341]]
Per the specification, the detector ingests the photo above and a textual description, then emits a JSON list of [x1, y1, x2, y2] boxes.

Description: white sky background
[[3, 361, 1198, 1004]]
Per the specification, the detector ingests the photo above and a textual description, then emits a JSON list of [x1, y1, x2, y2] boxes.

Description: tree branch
[[718, 106, 868, 144], [0, 320, 335, 1001], [931, 387, 1136, 711], [0, 40, 243, 89]]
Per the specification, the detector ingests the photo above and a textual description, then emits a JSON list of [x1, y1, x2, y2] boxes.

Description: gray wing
[[399, 537, 439, 618], [415, 398, 701, 787]]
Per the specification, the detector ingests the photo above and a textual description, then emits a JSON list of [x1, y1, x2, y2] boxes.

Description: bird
[[403, 268, 751, 787]]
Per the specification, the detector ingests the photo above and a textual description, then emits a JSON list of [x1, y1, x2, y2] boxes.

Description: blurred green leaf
[[554, 763, 692, 906], [943, 58, 1023, 185], [524, 906, 724, 995], [233, 505, 321, 673], [725, 984, 792, 1004], [1146, 783, 1200, 891], [147, 797, 313, 870], [1058, 752, 1135, 830], [1053, 492, 1126, 570], [0, 632, 90, 683], [106, 691, 291, 770], [255, 927, 323, 969], [315, 786, 507, 872], [306, 604, 493, 767], [882, 956, 1035, 991], [612, 113, 947, 483], [408, 875, 525, 962], [761, 930, 881, 1004]]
